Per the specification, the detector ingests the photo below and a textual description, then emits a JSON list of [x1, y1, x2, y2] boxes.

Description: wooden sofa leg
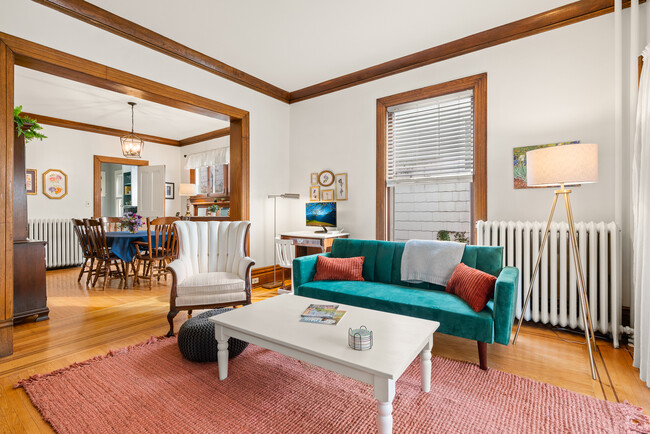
[[478, 341, 488, 370], [166, 310, 179, 337]]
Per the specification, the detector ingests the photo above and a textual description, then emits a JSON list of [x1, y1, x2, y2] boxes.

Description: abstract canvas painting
[[513, 141, 579, 189]]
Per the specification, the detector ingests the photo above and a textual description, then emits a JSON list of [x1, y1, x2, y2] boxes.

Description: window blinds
[[387, 89, 474, 184]]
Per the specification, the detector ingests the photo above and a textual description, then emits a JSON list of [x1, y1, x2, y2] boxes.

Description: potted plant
[[207, 200, 220, 216], [14, 106, 46, 142]]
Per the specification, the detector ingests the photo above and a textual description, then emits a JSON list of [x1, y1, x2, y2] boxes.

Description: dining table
[[105, 230, 164, 288]]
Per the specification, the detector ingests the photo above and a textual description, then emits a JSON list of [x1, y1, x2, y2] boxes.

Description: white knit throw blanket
[[401, 240, 465, 286]]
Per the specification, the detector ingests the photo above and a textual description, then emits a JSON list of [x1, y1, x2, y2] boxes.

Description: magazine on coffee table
[[301, 304, 340, 319], [300, 310, 346, 325]]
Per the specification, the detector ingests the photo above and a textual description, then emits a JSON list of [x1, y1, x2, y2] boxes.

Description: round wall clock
[[318, 170, 334, 187]]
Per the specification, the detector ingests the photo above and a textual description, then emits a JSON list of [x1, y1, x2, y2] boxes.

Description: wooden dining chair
[[100, 216, 123, 232], [85, 218, 127, 290], [72, 218, 96, 285], [133, 217, 179, 290]]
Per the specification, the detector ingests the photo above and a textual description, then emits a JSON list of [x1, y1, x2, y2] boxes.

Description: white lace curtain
[[185, 148, 229, 170], [633, 44, 650, 387]]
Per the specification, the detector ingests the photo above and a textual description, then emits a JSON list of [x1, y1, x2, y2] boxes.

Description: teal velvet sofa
[[293, 238, 519, 369]]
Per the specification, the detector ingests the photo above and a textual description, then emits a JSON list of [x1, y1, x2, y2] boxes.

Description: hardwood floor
[[0, 267, 648, 432]]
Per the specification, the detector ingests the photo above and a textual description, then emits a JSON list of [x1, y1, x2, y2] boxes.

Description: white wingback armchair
[[166, 220, 254, 336]]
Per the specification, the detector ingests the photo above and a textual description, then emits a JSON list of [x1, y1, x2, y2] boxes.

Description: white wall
[[288, 17, 622, 297], [3, 0, 291, 266], [26, 126, 182, 218]]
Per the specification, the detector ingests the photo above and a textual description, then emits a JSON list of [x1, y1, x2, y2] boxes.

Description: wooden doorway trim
[[0, 32, 250, 356], [376, 73, 487, 241], [93, 155, 149, 217]]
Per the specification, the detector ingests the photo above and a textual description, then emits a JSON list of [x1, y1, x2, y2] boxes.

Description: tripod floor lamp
[[261, 193, 301, 289], [512, 143, 599, 379]]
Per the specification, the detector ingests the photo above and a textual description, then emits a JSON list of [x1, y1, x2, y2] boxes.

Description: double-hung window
[[378, 75, 487, 243]]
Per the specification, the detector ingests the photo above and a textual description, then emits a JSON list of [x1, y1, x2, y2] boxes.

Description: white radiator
[[476, 220, 622, 348], [28, 218, 84, 269]]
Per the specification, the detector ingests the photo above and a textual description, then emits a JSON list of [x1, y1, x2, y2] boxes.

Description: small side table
[[280, 231, 349, 258]]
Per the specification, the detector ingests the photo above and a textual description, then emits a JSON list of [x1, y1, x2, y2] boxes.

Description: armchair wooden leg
[[166, 310, 179, 337], [477, 341, 488, 370]]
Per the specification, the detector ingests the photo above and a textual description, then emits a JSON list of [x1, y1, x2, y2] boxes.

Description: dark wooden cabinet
[[13, 127, 49, 323], [13, 240, 49, 322]]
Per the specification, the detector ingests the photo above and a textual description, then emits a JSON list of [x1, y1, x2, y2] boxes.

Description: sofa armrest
[[292, 253, 331, 289], [492, 266, 519, 346], [237, 257, 256, 281], [167, 259, 189, 286]]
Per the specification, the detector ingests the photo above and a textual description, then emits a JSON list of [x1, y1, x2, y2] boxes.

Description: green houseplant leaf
[[14, 106, 47, 142]]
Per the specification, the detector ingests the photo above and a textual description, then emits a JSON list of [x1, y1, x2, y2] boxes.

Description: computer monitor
[[306, 202, 337, 233]]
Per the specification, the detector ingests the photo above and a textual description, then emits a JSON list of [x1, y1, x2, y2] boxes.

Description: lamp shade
[[526, 143, 598, 187], [179, 183, 197, 196]]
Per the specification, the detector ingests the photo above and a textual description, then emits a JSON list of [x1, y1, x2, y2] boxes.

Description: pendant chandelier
[[120, 102, 144, 158]]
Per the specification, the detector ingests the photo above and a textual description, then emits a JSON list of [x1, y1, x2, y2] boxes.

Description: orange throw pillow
[[313, 255, 365, 281], [446, 263, 497, 312]]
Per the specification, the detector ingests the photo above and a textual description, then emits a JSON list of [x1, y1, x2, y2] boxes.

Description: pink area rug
[[17, 337, 649, 433]]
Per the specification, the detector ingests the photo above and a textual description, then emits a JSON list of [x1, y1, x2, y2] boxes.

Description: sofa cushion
[[313, 255, 365, 281], [295, 280, 494, 343], [177, 272, 245, 295], [446, 263, 497, 312]]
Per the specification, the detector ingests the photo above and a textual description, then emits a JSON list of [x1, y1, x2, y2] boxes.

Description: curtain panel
[[633, 44, 650, 387]]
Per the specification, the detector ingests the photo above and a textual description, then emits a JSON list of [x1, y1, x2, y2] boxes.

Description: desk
[[280, 231, 349, 257]]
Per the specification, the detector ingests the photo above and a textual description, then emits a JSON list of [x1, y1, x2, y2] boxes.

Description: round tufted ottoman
[[177, 308, 249, 362]]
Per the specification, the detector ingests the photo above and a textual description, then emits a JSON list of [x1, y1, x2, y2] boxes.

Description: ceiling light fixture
[[120, 102, 144, 158]]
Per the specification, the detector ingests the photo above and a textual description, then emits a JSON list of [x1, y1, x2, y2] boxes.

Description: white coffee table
[[209, 294, 439, 434]]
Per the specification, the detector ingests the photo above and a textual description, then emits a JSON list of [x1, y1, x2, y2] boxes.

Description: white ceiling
[[88, 0, 573, 91], [14, 67, 230, 140]]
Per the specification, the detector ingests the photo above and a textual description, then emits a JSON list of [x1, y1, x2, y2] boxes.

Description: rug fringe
[[621, 400, 650, 433], [15, 335, 170, 389]]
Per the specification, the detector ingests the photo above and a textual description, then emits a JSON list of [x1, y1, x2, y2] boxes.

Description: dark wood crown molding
[[31, 0, 640, 105], [30, 0, 291, 103], [289, 0, 641, 102], [21, 112, 181, 146], [179, 128, 230, 147]]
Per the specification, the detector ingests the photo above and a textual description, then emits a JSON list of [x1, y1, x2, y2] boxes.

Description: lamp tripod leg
[[513, 193, 559, 344], [564, 194, 597, 380]]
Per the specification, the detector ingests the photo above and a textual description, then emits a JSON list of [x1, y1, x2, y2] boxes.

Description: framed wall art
[[25, 169, 37, 195], [321, 189, 334, 201], [43, 169, 68, 199], [513, 141, 579, 189], [310, 172, 318, 185], [318, 170, 334, 187], [310, 185, 320, 201], [165, 182, 175, 199], [335, 173, 347, 200]]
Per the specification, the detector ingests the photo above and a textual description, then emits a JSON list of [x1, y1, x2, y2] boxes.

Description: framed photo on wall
[[310, 173, 318, 185], [321, 189, 334, 201], [335, 173, 347, 200], [165, 182, 175, 199], [26, 169, 37, 195], [310, 185, 320, 201]]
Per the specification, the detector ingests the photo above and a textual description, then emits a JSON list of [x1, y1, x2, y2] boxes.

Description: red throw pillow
[[313, 255, 365, 281], [446, 263, 497, 312]]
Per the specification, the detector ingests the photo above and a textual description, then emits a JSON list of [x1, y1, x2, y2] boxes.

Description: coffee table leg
[[421, 336, 433, 393], [216, 326, 229, 380], [374, 377, 395, 434]]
